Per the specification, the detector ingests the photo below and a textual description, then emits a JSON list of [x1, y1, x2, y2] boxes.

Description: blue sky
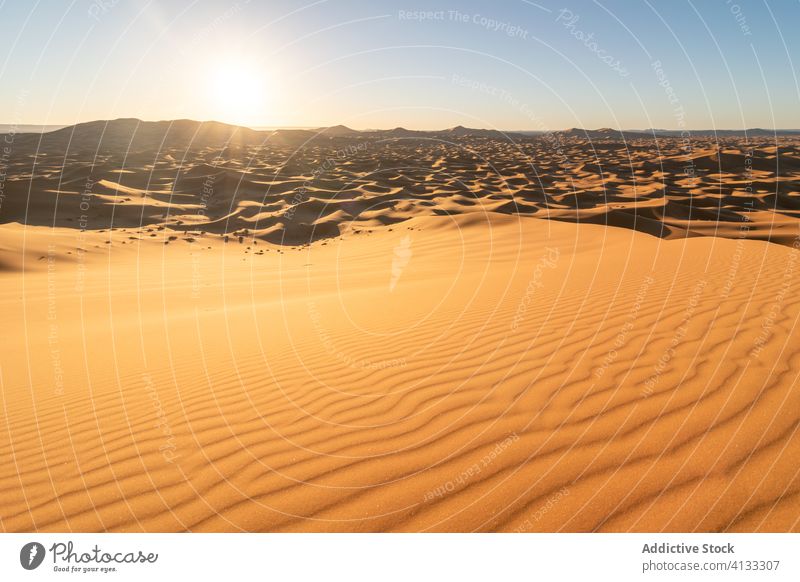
[[0, 0, 797, 129]]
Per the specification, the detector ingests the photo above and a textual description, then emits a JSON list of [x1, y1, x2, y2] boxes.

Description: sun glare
[[207, 61, 268, 126]]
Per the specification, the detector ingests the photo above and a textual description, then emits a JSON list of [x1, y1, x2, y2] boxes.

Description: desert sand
[[1, 120, 799, 532]]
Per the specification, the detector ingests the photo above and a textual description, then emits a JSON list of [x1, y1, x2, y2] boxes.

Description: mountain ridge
[[4, 119, 799, 154]]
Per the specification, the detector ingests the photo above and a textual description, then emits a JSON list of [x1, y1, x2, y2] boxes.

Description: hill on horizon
[[3, 119, 800, 155]]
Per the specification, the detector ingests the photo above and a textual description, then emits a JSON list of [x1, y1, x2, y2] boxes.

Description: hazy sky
[[1, 0, 798, 129]]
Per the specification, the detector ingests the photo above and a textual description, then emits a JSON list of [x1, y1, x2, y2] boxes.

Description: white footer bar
[[1, 534, 797, 581]]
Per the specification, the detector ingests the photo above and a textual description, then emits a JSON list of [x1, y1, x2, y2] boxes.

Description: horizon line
[[1, 118, 799, 134]]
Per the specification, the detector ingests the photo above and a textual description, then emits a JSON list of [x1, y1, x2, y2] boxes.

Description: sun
[[207, 61, 269, 126]]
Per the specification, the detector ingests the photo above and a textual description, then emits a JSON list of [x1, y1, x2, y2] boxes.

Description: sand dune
[[1, 120, 799, 532]]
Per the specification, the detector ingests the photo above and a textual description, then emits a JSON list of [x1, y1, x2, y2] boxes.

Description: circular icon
[[19, 542, 46, 570]]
